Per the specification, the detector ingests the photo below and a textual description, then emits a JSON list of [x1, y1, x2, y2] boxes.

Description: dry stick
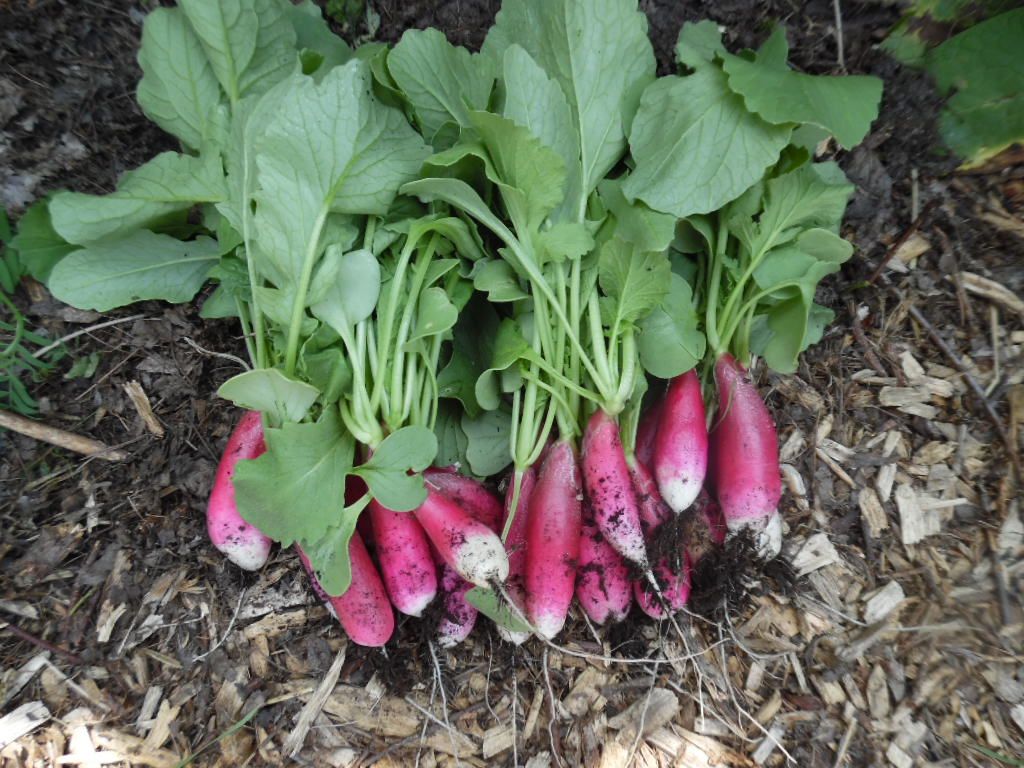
[[867, 200, 939, 285], [0, 408, 127, 461], [30, 313, 145, 359], [906, 303, 1022, 478], [849, 301, 889, 377], [282, 645, 347, 758], [832, 0, 845, 69], [1, 621, 86, 666]]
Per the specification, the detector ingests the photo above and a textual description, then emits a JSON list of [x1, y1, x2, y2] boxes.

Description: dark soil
[[2, 0, 1021, 766]]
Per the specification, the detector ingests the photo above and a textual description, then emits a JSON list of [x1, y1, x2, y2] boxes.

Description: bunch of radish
[[25, 0, 876, 649]]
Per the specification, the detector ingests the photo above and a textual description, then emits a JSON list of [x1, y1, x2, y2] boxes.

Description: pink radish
[[653, 370, 708, 515], [414, 482, 509, 587], [206, 410, 273, 571], [582, 410, 648, 568], [436, 564, 477, 648], [627, 457, 672, 539], [711, 354, 783, 557], [634, 553, 691, 619], [635, 399, 663, 468], [499, 467, 537, 644], [426, 470, 502, 647], [296, 536, 395, 647], [525, 439, 583, 639], [424, 469, 502, 531], [368, 499, 438, 617], [576, 502, 632, 625]]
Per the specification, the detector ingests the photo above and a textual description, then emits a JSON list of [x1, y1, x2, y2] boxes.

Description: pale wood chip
[[959, 271, 1024, 315], [134, 686, 162, 732], [123, 380, 165, 437], [867, 664, 890, 720], [0, 700, 50, 749], [0, 652, 50, 709], [913, 441, 957, 465], [1010, 704, 1024, 735], [674, 729, 753, 768], [522, 686, 544, 743], [141, 700, 179, 752], [886, 742, 912, 768], [745, 661, 765, 694], [780, 464, 809, 511], [0, 599, 40, 621], [998, 504, 1023, 559], [283, 646, 347, 758], [751, 722, 786, 765], [606, 688, 678, 743], [899, 351, 926, 380], [896, 485, 941, 545], [242, 607, 314, 639], [95, 602, 127, 643], [322, 684, 477, 756], [481, 725, 514, 759], [807, 567, 846, 611], [813, 677, 846, 706], [876, 464, 898, 503], [755, 691, 782, 725], [87, 728, 179, 768], [791, 532, 840, 576], [325, 747, 360, 768], [859, 488, 889, 537], [562, 667, 607, 718], [864, 581, 906, 623], [879, 386, 939, 418], [816, 447, 857, 489], [778, 429, 806, 464], [524, 752, 553, 768]]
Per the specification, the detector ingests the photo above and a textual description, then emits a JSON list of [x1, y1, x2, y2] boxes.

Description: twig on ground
[[193, 587, 247, 661], [906, 303, 1022, 477], [1, 621, 86, 665], [181, 336, 250, 371], [867, 200, 939, 285], [0, 408, 127, 460], [849, 302, 889, 376], [283, 645, 347, 758], [31, 313, 145, 358], [832, 0, 845, 69]]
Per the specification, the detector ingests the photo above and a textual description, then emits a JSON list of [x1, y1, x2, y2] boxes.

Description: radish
[[653, 371, 708, 515], [436, 564, 477, 648], [206, 410, 273, 571], [425, 469, 502, 647], [627, 457, 672, 539], [424, 469, 502, 531], [711, 354, 782, 558], [296, 536, 395, 647], [581, 411, 648, 568], [368, 499, 438, 617], [575, 501, 632, 625], [635, 399, 663, 468], [525, 439, 583, 639], [414, 481, 509, 587], [634, 553, 691, 619], [499, 466, 536, 644]]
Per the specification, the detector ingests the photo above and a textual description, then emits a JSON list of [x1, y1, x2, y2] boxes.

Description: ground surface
[[1, 1, 1022, 767]]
